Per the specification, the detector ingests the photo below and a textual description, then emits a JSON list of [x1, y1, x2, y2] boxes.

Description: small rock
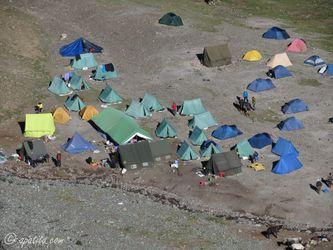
[[75, 240, 82, 246]]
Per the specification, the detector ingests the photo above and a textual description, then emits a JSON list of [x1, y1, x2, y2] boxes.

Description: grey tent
[[118, 140, 153, 169], [203, 44, 231, 67], [150, 140, 173, 162], [20, 140, 48, 166], [203, 150, 241, 176]]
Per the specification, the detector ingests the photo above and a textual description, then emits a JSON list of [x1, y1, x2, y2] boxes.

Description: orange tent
[[53, 107, 71, 124], [79, 105, 99, 121], [286, 38, 307, 53], [266, 52, 292, 68]]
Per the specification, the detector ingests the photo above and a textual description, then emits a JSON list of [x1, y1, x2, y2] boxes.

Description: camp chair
[[248, 162, 265, 171]]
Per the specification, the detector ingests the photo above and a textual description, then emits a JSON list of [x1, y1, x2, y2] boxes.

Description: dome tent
[[159, 12, 183, 26]]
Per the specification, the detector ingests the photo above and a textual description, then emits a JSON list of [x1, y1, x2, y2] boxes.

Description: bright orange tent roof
[[53, 107, 71, 124], [79, 105, 99, 121]]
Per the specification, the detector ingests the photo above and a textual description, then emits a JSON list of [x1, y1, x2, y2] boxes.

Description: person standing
[[56, 151, 62, 167], [243, 91, 249, 103]]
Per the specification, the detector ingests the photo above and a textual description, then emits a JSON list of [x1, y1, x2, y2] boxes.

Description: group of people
[[314, 173, 332, 194], [235, 91, 256, 116]]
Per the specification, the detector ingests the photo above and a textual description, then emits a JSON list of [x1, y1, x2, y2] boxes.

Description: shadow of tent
[[18, 121, 25, 134], [309, 183, 319, 194], [167, 107, 177, 116]]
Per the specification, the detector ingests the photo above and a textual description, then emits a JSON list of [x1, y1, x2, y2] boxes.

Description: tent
[[203, 151, 242, 176], [272, 153, 303, 174], [282, 99, 308, 114], [278, 117, 304, 131], [189, 126, 207, 146], [91, 108, 152, 144], [125, 100, 152, 118], [212, 125, 243, 140], [119, 140, 154, 169], [268, 65, 292, 79], [200, 140, 222, 158], [92, 63, 118, 80], [202, 44, 231, 67], [59, 37, 103, 57], [79, 105, 99, 121], [247, 78, 275, 92], [62, 132, 97, 154], [267, 52, 292, 68], [177, 141, 199, 161], [141, 93, 164, 112], [304, 55, 325, 67], [159, 12, 183, 26], [99, 85, 123, 104], [21, 140, 48, 162], [53, 107, 71, 124], [68, 73, 91, 91], [48, 76, 72, 96], [248, 133, 272, 149], [64, 94, 86, 111], [262, 27, 290, 40], [150, 140, 173, 162], [318, 64, 333, 76], [272, 137, 299, 157], [155, 118, 177, 138], [24, 113, 55, 138], [242, 50, 262, 61], [329, 117, 333, 123], [179, 98, 206, 116], [188, 111, 217, 130], [235, 140, 254, 159], [70, 53, 98, 70], [286, 38, 307, 53]]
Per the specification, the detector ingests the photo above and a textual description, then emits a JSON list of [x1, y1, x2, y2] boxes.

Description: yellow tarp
[[24, 113, 55, 138], [53, 107, 71, 124], [266, 52, 292, 68], [243, 50, 262, 61], [79, 105, 99, 121], [248, 162, 265, 171]]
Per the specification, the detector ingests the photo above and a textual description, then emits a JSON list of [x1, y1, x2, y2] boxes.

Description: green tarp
[[235, 140, 254, 159], [159, 12, 183, 26], [99, 85, 123, 103], [155, 118, 177, 138], [189, 126, 207, 146], [125, 100, 152, 118], [92, 64, 118, 80], [91, 108, 152, 145], [188, 111, 217, 130], [141, 93, 164, 112], [177, 141, 199, 161], [64, 95, 86, 111], [203, 44, 231, 67], [70, 53, 98, 70], [179, 98, 206, 116], [24, 113, 55, 138], [48, 76, 72, 96], [69, 72, 91, 91], [200, 143, 222, 158]]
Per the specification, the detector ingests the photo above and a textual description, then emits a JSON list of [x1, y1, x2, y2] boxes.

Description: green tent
[[189, 126, 207, 146], [203, 44, 231, 67], [99, 85, 123, 103], [69, 72, 91, 91], [48, 76, 72, 96], [159, 12, 183, 26], [188, 111, 217, 130], [200, 142, 222, 158], [235, 140, 254, 159], [125, 100, 152, 118], [91, 108, 152, 144], [92, 64, 118, 80], [141, 93, 164, 112], [155, 118, 177, 138], [64, 94, 86, 111], [24, 113, 55, 138], [70, 53, 98, 70], [177, 141, 199, 161], [179, 98, 206, 116]]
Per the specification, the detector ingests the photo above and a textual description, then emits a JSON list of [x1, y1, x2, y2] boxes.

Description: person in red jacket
[[56, 151, 62, 167]]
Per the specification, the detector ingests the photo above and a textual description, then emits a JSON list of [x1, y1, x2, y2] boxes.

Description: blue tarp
[[248, 133, 272, 149], [212, 125, 243, 140], [304, 55, 325, 66], [272, 153, 303, 174], [262, 27, 290, 40], [269, 65, 292, 79], [278, 117, 304, 131], [59, 38, 103, 57], [62, 132, 97, 154], [319, 64, 333, 76], [247, 78, 275, 92], [272, 137, 299, 157], [282, 99, 309, 114]]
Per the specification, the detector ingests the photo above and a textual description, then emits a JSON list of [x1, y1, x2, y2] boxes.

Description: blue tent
[[278, 117, 304, 131], [62, 132, 97, 154], [282, 99, 309, 114], [272, 137, 299, 157], [59, 38, 103, 57], [269, 65, 292, 79], [248, 133, 272, 149], [262, 27, 290, 40], [212, 125, 243, 140], [247, 78, 275, 92], [318, 64, 333, 76], [272, 154, 303, 174], [304, 55, 325, 67]]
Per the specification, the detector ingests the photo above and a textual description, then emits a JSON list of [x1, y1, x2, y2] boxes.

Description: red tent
[[286, 38, 307, 53]]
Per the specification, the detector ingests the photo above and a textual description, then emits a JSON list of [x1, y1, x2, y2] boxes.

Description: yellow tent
[[24, 113, 55, 138], [266, 52, 292, 68], [242, 50, 262, 61], [79, 105, 99, 121], [53, 107, 71, 124], [248, 162, 265, 171]]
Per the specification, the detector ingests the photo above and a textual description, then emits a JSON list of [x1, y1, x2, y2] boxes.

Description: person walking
[[56, 151, 62, 167]]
